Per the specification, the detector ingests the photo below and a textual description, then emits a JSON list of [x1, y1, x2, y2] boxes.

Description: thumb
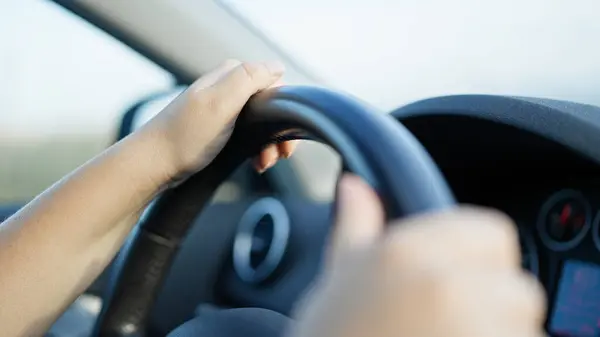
[[328, 174, 385, 262]]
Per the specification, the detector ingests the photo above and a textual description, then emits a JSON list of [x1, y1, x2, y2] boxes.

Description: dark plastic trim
[[232, 197, 290, 284], [392, 95, 600, 166], [50, 0, 193, 85]]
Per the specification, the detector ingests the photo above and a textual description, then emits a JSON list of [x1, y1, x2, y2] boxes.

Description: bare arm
[[0, 60, 288, 336], [0, 129, 172, 336]]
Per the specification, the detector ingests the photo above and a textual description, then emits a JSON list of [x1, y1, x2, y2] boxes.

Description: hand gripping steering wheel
[[92, 86, 456, 336]]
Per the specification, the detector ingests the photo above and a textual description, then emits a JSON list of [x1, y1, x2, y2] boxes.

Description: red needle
[[560, 204, 572, 225]]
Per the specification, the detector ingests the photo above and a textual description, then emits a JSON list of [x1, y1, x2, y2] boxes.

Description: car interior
[[3, 1, 600, 337]]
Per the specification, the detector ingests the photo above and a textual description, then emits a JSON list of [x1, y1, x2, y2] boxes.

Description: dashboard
[[394, 95, 600, 337], [489, 186, 600, 336]]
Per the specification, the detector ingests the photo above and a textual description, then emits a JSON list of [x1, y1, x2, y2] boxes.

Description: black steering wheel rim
[[93, 86, 456, 336]]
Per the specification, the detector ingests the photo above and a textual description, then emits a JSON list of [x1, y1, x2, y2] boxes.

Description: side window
[[0, 0, 174, 203]]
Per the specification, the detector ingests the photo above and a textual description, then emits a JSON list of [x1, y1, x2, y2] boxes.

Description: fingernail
[[282, 140, 298, 158], [264, 157, 277, 171], [254, 159, 275, 174], [265, 61, 285, 76]]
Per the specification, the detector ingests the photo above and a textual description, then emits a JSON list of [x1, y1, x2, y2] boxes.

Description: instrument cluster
[[525, 189, 600, 337]]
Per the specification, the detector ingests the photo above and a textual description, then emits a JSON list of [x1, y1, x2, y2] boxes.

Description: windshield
[[220, 0, 600, 111]]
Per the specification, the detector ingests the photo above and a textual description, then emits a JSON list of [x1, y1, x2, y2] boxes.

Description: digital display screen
[[550, 260, 600, 337]]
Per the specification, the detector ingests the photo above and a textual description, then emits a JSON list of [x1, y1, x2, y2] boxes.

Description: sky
[[0, 0, 173, 139], [4, 0, 600, 138], [224, 0, 600, 111]]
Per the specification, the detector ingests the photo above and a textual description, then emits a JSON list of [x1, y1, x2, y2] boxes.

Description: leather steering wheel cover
[[94, 86, 456, 336]]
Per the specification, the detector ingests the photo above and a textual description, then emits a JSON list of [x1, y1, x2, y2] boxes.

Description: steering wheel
[[92, 86, 456, 336]]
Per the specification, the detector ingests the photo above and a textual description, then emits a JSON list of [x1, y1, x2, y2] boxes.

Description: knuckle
[[476, 208, 519, 250], [220, 59, 241, 69], [450, 207, 520, 255], [238, 62, 270, 84], [239, 62, 259, 81], [381, 208, 520, 269], [380, 216, 442, 268], [379, 232, 422, 269]]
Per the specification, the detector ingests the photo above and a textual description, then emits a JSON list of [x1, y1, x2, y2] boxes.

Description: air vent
[[232, 197, 290, 284]]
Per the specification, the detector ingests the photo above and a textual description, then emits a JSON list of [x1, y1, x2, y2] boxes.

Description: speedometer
[[537, 190, 592, 251]]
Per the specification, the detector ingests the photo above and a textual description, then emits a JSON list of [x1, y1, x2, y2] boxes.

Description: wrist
[[126, 125, 181, 191]]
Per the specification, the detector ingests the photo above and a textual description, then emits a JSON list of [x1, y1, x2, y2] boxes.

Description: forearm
[[0, 128, 175, 336]]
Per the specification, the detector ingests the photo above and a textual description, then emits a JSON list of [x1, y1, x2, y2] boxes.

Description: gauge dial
[[537, 190, 591, 251], [519, 229, 539, 276]]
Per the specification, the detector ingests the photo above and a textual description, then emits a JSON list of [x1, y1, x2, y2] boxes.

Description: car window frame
[[52, 0, 313, 200], [51, 0, 193, 85]]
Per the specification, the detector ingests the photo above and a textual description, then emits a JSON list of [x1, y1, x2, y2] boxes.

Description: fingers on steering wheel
[[330, 175, 384, 259], [253, 141, 297, 173], [278, 140, 298, 158], [254, 145, 277, 173]]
